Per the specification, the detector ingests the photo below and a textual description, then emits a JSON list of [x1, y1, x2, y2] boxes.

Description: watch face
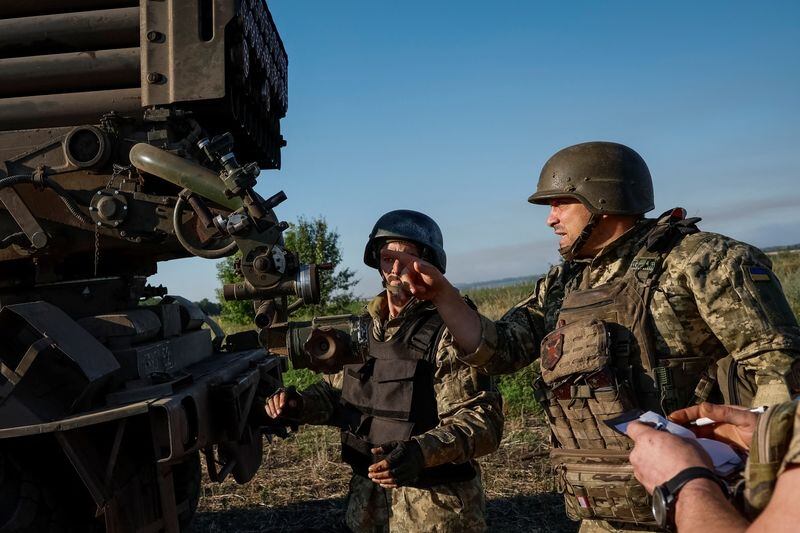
[[652, 486, 668, 527]]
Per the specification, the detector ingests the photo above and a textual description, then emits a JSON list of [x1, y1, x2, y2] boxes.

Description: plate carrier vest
[[534, 209, 714, 526], [339, 306, 476, 488]]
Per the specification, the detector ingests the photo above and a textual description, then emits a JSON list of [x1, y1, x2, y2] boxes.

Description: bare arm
[[674, 478, 749, 533]]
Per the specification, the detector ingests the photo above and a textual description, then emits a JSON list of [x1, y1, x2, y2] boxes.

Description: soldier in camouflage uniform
[[266, 210, 503, 533], [383, 142, 800, 532], [627, 400, 800, 531]]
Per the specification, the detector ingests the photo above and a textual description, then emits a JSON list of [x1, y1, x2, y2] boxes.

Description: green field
[[772, 251, 800, 318]]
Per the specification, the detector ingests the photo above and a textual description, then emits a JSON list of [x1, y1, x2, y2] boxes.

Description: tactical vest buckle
[[585, 367, 615, 389]]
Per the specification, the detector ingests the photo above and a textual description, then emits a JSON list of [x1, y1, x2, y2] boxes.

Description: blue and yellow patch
[[748, 266, 771, 282]]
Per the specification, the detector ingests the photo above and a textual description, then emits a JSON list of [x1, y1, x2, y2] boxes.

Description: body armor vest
[[339, 307, 476, 487], [536, 210, 711, 526]]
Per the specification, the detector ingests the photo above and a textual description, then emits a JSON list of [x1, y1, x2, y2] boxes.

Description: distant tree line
[[195, 298, 221, 316]]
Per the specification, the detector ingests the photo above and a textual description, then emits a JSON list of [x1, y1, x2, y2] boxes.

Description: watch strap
[[664, 466, 729, 499]]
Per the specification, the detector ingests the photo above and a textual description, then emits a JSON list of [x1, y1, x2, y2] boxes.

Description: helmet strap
[[559, 213, 600, 262]]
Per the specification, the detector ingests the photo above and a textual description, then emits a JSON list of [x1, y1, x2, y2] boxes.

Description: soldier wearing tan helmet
[[384, 141, 800, 532], [266, 209, 503, 532]]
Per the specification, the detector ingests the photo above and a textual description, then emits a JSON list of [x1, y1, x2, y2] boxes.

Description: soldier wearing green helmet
[[384, 141, 800, 532]]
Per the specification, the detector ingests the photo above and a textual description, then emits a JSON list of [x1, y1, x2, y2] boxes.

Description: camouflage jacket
[[298, 293, 504, 468], [745, 399, 800, 518], [461, 218, 800, 406]]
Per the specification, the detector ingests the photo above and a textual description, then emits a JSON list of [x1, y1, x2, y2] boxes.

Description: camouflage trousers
[[578, 520, 663, 533], [343, 466, 486, 533]]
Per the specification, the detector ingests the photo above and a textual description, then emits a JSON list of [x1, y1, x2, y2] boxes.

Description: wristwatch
[[652, 466, 729, 530]]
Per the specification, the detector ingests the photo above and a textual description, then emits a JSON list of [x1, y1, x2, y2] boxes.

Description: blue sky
[[153, 0, 800, 301]]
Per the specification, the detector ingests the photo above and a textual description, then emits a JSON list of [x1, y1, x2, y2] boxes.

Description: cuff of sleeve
[[458, 314, 499, 368], [296, 390, 329, 425], [412, 432, 460, 468]]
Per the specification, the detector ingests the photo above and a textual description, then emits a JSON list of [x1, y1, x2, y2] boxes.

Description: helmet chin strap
[[559, 213, 600, 262]]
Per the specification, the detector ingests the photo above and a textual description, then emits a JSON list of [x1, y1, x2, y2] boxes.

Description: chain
[[93, 164, 133, 276], [94, 222, 100, 276]]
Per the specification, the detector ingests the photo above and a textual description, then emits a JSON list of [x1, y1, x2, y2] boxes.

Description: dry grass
[[195, 252, 799, 532], [463, 281, 537, 321], [194, 417, 575, 533]]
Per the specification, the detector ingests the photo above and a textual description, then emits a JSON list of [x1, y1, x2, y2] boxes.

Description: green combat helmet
[[529, 141, 655, 259], [529, 141, 654, 214], [363, 209, 447, 273]]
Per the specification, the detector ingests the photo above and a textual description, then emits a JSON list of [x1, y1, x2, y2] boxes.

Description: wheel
[[173, 453, 202, 532], [0, 449, 100, 533]]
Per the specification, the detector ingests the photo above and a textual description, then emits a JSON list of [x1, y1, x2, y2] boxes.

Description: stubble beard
[[385, 274, 412, 308]]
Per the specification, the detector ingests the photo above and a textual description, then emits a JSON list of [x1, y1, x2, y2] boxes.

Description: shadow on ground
[[193, 492, 576, 533]]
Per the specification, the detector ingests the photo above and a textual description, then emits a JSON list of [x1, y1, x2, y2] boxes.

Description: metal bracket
[[0, 186, 49, 249]]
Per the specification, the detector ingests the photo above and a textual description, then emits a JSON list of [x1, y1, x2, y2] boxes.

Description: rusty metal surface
[[0, 7, 140, 58], [141, 0, 235, 106], [0, 88, 141, 130], [0, 1, 291, 528], [0, 48, 141, 98]]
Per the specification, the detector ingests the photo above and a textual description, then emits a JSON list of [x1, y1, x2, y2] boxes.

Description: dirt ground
[[193, 416, 576, 532]]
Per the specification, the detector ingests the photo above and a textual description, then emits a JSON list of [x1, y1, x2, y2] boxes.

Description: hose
[[0, 174, 92, 225], [0, 231, 26, 249], [173, 189, 238, 259]]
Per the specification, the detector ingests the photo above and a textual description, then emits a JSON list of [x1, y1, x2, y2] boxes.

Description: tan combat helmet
[[529, 141, 655, 215], [529, 142, 655, 260]]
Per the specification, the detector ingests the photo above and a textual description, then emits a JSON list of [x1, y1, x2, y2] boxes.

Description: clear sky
[[153, 0, 800, 302]]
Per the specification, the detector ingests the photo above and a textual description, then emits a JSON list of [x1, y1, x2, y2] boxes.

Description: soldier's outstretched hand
[[668, 402, 758, 452], [381, 249, 449, 301]]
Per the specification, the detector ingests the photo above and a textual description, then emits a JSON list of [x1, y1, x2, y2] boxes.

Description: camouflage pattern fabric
[[298, 293, 503, 531], [344, 467, 486, 533], [462, 219, 800, 406], [578, 519, 661, 533], [744, 399, 800, 519], [458, 219, 800, 532]]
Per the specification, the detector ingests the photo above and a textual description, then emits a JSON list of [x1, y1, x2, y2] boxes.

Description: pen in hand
[[689, 405, 768, 427]]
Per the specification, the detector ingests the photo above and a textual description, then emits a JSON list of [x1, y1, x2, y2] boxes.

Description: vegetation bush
[[216, 215, 357, 325]]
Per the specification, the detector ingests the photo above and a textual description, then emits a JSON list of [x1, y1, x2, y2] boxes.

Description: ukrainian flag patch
[[748, 266, 771, 282]]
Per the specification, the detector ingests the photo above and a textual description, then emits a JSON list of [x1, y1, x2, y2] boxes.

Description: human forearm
[[674, 479, 748, 533], [455, 311, 540, 375], [297, 376, 342, 425], [413, 391, 504, 467]]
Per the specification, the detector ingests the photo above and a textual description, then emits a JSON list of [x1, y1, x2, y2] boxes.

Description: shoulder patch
[[630, 258, 656, 272], [748, 266, 771, 282]]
